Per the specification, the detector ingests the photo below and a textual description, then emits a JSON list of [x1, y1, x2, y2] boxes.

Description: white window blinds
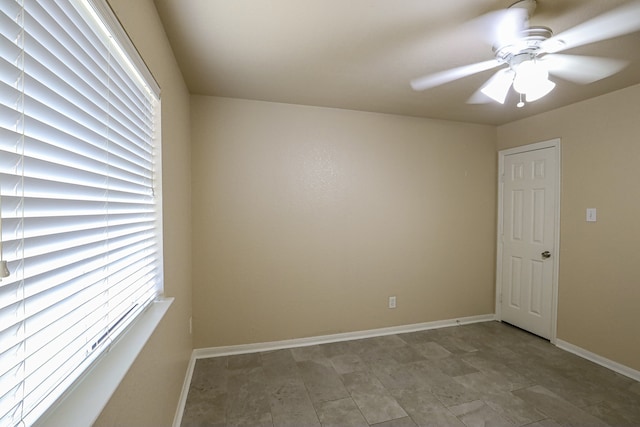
[[0, 0, 162, 425]]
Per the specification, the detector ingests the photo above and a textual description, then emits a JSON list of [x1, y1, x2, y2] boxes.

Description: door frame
[[496, 139, 561, 343]]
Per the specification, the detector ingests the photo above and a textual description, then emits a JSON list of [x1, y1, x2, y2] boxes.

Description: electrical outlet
[[388, 296, 397, 309]]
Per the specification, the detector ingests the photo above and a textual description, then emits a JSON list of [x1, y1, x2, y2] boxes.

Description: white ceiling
[[153, 0, 640, 125]]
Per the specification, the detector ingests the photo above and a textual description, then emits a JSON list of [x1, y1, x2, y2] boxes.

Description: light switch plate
[[586, 208, 597, 222]]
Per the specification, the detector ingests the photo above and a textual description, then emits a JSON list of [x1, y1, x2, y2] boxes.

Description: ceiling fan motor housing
[[494, 26, 553, 66], [509, 0, 537, 16]]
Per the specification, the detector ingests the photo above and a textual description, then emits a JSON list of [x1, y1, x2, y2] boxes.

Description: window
[[0, 1, 162, 425]]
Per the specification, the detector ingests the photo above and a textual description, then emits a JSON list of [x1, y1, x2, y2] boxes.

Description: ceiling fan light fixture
[[525, 78, 556, 102], [480, 70, 515, 104], [510, 58, 555, 102], [512, 59, 547, 93]]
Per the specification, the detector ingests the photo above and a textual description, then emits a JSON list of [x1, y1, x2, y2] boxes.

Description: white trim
[[556, 339, 640, 382], [496, 139, 561, 343], [192, 314, 495, 360], [34, 298, 174, 427], [172, 350, 198, 427]]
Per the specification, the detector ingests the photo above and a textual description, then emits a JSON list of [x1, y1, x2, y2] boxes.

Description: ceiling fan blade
[[466, 6, 530, 48], [468, 68, 514, 104], [541, 54, 629, 84], [541, 1, 640, 53], [410, 59, 501, 91], [492, 7, 529, 48]]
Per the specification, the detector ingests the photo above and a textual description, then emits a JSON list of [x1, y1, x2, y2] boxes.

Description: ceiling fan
[[410, 0, 640, 107]]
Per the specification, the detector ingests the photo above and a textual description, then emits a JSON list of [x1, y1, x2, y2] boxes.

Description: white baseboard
[[193, 314, 496, 359], [172, 350, 197, 427], [555, 339, 640, 382], [172, 313, 495, 426]]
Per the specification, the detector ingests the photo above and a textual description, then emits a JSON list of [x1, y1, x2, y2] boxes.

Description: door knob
[[541, 251, 551, 259]]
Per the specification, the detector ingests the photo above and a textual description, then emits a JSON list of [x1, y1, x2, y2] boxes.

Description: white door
[[499, 142, 558, 339]]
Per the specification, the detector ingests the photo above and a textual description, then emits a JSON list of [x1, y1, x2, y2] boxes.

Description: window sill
[[33, 297, 174, 427]]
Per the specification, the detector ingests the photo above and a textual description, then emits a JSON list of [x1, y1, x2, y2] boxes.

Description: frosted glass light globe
[[513, 60, 549, 94]]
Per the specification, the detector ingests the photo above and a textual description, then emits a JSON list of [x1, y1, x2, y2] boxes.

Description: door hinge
[[499, 293, 503, 303]]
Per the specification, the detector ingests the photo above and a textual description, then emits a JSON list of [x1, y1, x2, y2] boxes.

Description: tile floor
[[181, 321, 640, 426]]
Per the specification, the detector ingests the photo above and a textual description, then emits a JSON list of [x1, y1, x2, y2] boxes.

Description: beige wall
[[497, 83, 640, 371], [95, 1, 192, 426], [191, 96, 497, 348]]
